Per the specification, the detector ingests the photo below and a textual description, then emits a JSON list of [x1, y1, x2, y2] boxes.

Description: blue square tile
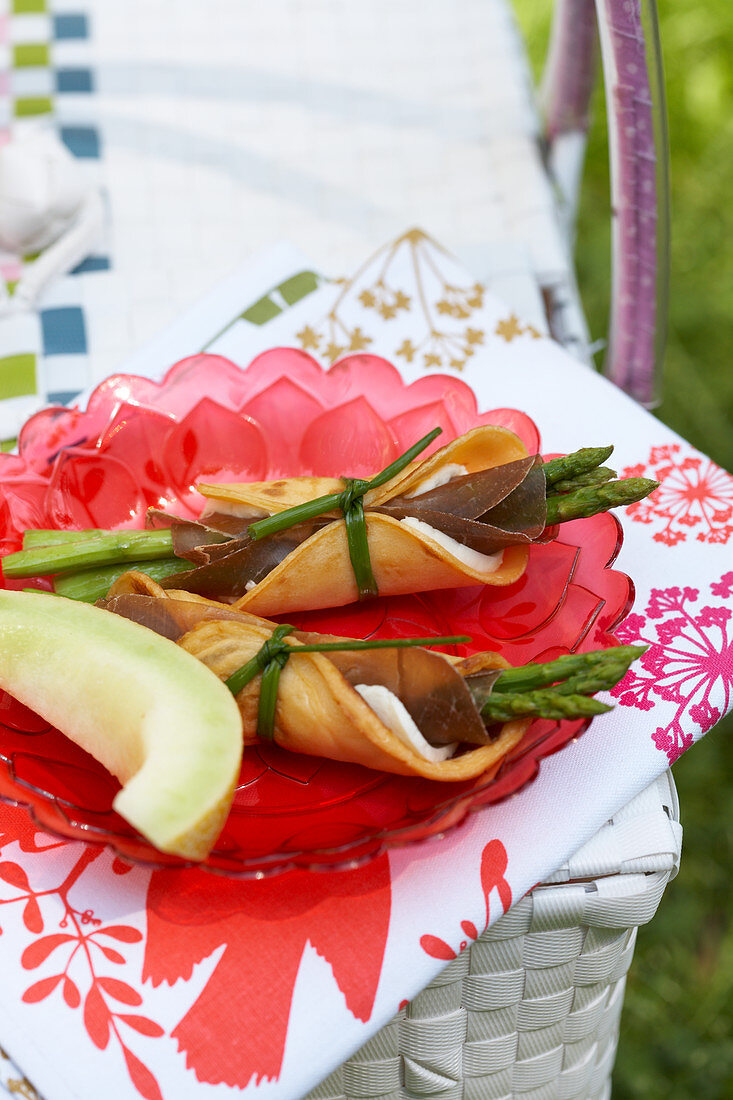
[[56, 68, 94, 94], [53, 14, 89, 40], [47, 390, 81, 406], [41, 307, 87, 355], [71, 255, 110, 275], [60, 126, 100, 159]]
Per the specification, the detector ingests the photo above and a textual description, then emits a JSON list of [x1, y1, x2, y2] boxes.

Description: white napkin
[[0, 234, 729, 1100]]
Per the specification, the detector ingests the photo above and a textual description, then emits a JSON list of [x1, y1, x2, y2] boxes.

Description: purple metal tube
[[597, 0, 669, 406], [542, 0, 669, 406], [543, 0, 598, 139]]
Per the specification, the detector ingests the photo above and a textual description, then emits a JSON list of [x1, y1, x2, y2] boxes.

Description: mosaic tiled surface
[[1, 0, 593, 439], [0, 0, 104, 438]]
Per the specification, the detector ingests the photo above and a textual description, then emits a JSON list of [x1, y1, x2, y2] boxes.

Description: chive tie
[[224, 623, 295, 739], [224, 628, 470, 741], [247, 427, 443, 600]]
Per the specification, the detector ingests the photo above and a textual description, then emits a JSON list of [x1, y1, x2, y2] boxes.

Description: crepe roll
[[163, 426, 546, 615], [102, 588, 530, 782]]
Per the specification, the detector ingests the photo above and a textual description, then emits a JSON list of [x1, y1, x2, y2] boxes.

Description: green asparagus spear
[[481, 690, 612, 723], [550, 664, 636, 697], [2, 529, 175, 578], [491, 645, 647, 693], [53, 557, 188, 603], [477, 645, 646, 722], [545, 479, 658, 525], [23, 528, 106, 549], [542, 447, 614, 487], [550, 467, 617, 493]]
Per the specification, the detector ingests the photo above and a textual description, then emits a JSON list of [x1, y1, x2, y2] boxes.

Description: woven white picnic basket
[[308, 773, 682, 1100]]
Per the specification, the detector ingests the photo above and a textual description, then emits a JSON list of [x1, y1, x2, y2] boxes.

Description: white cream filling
[[244, 579, 257, 592], [399, 516, 504, 573], [354, 683, 457, 762], [405, 463, 468, 498]]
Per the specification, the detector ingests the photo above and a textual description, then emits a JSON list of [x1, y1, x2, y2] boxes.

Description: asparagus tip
[[618, 478, 660, 504]]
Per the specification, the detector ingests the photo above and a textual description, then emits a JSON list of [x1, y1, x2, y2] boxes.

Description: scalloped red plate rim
[[0, 350, 635, 876]]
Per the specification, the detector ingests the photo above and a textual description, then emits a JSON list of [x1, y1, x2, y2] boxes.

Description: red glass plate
[[0, 350, 633, 876]]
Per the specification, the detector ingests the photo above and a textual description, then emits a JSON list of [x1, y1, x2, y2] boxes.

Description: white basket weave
[[307, 772, 682, 1100]]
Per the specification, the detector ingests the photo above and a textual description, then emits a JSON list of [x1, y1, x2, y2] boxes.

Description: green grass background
[[512, 2, 733, 1095]]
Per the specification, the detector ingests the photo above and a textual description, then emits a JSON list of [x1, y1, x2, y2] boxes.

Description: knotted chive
[[246, 427, 442, 600], [343, 486, 378, 598], [247, 428, 443, 542], [224, 628, 470, 741], [255, 630, 293, 741], [225, 623, 295, 737]]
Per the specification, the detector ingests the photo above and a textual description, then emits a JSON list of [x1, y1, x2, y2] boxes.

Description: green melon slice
[[0, 591, 243, 860]]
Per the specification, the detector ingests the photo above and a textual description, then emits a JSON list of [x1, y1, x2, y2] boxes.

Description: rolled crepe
[[167, 426, 540, 616], [102, 580, 529, 782]]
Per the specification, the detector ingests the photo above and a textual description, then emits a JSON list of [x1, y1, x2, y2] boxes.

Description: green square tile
[[12, 0, 47, 13], [241, 296, 281, 325], [13, 43, 50, 67], [14, 96, 53, 118], [0, 353, 37, 399], [277, 270, 320, 306]]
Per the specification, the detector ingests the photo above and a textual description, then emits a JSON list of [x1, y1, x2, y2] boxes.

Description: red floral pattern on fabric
[[0, 838, 163, 1100], [612, 573, 733, 762], [0, 350, 632, 875], [0, 750, 390, 1092], [420, 840, 511, 960], [622, 443, 733, 546], [142, 857, 391, 1085]]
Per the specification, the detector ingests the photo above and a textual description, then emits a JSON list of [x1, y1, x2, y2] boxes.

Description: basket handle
[[541, 0, 670, 408]]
